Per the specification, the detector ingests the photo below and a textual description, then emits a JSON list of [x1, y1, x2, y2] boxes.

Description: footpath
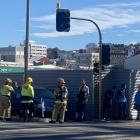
[[0, 119, 140, 140]]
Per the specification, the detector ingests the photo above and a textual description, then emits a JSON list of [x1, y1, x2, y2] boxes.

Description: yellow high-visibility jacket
[[1, 85, 14, 97], [21, 84, 34, 103]]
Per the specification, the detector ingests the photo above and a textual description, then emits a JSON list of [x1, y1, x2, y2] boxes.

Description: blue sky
[[0, 0, 140, 50]]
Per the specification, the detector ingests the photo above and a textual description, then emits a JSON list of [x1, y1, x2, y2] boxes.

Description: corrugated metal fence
[[0, 70, 95, 120], [0, 68, 135, 120]]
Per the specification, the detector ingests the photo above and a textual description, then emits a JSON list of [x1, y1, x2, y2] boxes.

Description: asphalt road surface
[[0, 120, 140, 140]]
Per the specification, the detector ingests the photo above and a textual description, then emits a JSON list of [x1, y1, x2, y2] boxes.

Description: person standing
[[134, 85, 140, 120], [117, 84, 127, 120], [103, 86, 117, 120], [103, 89, 113, 120], [75, 80, 89, 122], [49, 78, 68, 124], [0, 78, 14, 121], [21, 77, 34, 121], [111, 86, 118, 120]]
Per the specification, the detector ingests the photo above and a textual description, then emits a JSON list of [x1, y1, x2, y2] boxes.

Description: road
[[0, 120, 140, 140]]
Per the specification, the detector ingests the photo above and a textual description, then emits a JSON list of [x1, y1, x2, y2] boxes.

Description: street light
[[71, 17, 103, 120]]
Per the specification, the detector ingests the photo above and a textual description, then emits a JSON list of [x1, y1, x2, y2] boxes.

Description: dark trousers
[[111, 100, 119, 120], [118, 102, 126, 120], [103, 103, 112, 120], [103, 99, 112, 120], [75, 103, 86, 121], [22, 103, 34, 119]]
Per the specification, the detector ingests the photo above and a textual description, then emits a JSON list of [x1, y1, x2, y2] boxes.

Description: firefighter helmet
[[26, 77, 33, 83], [4, 78, 12, 83], [58, 78, 65, 84]]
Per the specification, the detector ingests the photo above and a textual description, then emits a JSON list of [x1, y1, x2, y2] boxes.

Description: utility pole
[[24, 0, 30, 82], [56, 2, 61, 9]]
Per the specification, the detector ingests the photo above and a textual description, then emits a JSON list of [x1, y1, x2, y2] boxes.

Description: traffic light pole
[[71, 17, 103, 119], [24, 0, 30, 82]]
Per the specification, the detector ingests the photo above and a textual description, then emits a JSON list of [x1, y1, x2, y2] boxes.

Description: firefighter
[[21, 77, 34, 121], [0, 78, 14, 121], [49, 78, 68, 123]]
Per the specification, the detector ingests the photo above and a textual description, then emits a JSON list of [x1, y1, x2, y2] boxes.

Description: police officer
[[21, 77, 34, 121], [75, 80, 89, 122], [0, 78, 14, 121], [50, 78, 68, 123]]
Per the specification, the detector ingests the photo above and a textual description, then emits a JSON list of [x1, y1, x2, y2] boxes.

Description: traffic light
[[102, 44, 110, 65], [56, 9, 70, 32], [93, 63, 105, 74], [94, 63, 99, 74]]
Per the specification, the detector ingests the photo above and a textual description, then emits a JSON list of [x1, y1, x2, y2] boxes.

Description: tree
[[47, 48, 59, 59]]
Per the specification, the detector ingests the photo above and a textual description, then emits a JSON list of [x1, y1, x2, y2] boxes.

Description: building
[[0, 42, 47, 64], [127, 46, 135, 58], [85, 43, 128, 66], [33, 57, 55, 66], [109, 44, 128, 66], [58, 50, 73, 60], [133, 44, 140, 55], [85, 43, 99, 53], [127, 43, 140, 57], [29, 42, 47, 58], [0, 45, 24, 63], [73, 52, 99, 69]]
